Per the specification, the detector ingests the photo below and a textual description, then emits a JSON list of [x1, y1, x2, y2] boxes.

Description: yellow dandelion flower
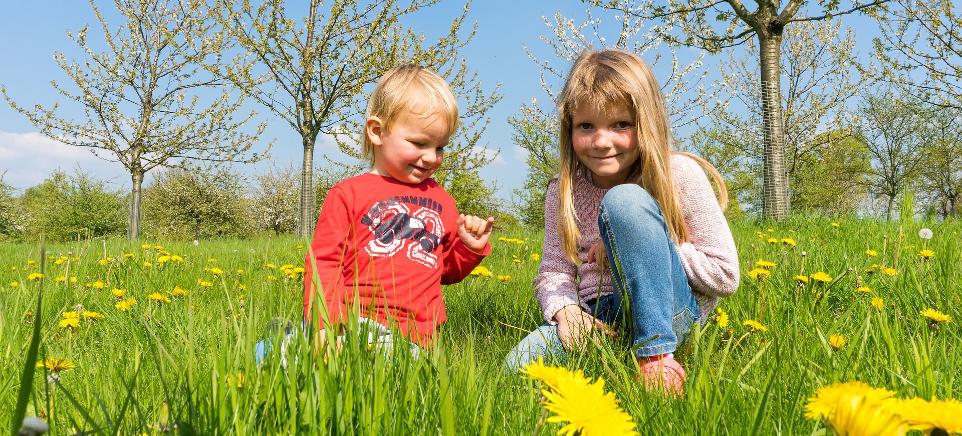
[[141, 243, 152, 250], [742, 319, 768, 332], [831, 222, 841, 228], [266, 275, 278, 281], [235, 269, 245, 276], [82, 311, 104, 320], [236, 283, 247, 291], [226, 372, 245, 389], [86, 281, 106, 289], [54, 276, 66, 284], [804, 381, 896, 421], [98, 256, 115, 267], [111, 288, 127, 298], [827, 392, 907, 436], [810, 272, 833, 283], [7, 280, 19, 287], [115, 298, 137, 311], [543, 374, 638, 436], [522, 357, 590, 390], [62, 311, 79, 319], [148, 292, 171, 303], [865, 264, 880, 274], [497, 275, 511, 282], [829, 334, 847, 350], [171, 286, 189, 297], [54, 256, 69, 265], [855, 286, 872, 294], [889, 397, 962, 434], [143, 261, 153, 268], [27, 272, 43, 281], [26, 260, 36, 266], [781, 238, 797, 246], [918, 249, 934, 260], [881, 267, 897, 276], [69, 276, 77, 284], [747, 268, 771, 280], [470, 265, 493, 278], [36, 358, 77, 372], [715, 307, 730, 329], [512, 256, 522, 264], [755, 259, 776, 269], [794, 275, 810, 284], [207, 258, 218, 263], [208, 267, 224, 276], [871, 297, 885, 311], [58, 317, 80, 329], [866, 249, 878, 257], [920, 308, 951, 324], [265, 263, 277, 269], [767, 237, 779, 244], [157, 255, 171, 264], [530, 253, 541, 262], [197, 280, 213, 288]]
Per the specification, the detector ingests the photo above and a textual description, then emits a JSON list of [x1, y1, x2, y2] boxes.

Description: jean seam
[[600, 210, 630, 327]]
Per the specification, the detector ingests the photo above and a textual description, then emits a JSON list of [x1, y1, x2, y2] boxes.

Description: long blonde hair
[[556, 49, 728, 264]]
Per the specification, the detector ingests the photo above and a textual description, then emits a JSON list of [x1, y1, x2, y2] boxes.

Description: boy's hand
[[457, 214, 494, 253]]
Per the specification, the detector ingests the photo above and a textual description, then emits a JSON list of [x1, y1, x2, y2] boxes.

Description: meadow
[[1, 216, 960, 434]]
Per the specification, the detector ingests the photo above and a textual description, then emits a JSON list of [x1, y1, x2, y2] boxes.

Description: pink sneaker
[[637, 354, 686, 396]]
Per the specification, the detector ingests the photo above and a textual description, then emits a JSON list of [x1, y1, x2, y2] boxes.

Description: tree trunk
[[298, 138, 315, 238], [129, 170, 143, 239], [759, 32, 789, 220]]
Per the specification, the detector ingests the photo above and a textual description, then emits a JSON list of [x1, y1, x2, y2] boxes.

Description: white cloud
[[0, 130, 128, 190], [512, 145, 529, 162]]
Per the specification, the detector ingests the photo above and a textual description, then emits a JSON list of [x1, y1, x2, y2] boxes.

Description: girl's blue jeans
[[505, 184, 700, 371]]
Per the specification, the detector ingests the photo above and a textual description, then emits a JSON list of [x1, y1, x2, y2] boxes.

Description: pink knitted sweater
[[535, 153, 740, 323]]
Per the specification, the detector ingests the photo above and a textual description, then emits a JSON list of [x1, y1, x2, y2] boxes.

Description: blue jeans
[[505, 184, 700, 371]]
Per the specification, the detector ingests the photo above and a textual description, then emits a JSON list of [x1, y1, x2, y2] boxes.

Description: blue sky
[[0, 1, 880, 201]]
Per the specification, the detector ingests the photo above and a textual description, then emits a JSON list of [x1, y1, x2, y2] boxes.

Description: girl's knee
[[601, 184, 658, 216]]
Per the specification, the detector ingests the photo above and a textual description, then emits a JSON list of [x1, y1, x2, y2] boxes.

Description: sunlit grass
[[1, 217, 960, 434]]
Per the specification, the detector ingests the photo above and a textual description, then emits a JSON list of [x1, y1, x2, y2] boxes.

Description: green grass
[[1, 217, 960, 434]]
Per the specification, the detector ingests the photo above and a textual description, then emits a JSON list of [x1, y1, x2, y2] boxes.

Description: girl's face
[[570, 102, 640, 189]]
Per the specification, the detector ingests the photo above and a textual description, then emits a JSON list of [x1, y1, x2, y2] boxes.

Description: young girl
[[505, 49, 739, 396]]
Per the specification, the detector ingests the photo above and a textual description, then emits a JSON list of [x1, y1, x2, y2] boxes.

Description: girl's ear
[[366, 116, 384, 146]]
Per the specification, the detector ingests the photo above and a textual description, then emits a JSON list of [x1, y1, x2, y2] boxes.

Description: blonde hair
[[363, 65, 459, 165], [556, 49, 728, 264]]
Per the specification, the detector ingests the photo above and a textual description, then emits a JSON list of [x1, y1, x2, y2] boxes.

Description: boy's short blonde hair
[[363, 65, 459, 165]]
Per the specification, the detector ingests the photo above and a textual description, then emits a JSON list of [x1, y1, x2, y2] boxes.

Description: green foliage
[[0, 176, 25, 240], [509, 103, 558, 227], [19, 171, 126, 241], [141, 168, 254, 240], [790, 131, 872, 215]]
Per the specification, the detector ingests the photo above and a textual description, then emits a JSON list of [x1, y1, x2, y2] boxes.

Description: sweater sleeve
[[673, 155, 740, 297], [303, 186, 351, 327], [534, 178, 582, 323]]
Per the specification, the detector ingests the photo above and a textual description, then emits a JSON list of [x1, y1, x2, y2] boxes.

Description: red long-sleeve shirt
[[303, 173, 490, 346]]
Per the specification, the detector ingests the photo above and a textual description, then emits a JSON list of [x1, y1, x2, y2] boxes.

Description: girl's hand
[[586, 240, 605, 263], [553, 304, 616, 351], [457, 214, 494, 253]]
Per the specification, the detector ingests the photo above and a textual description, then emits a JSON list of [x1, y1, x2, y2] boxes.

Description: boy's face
[[367, 110, 449, 184]]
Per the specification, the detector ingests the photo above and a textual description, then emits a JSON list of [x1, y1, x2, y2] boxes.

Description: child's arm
[[533, 179, 582, 323], [440, 214, 493, 284], [303, 186, 351, 328], [673, 156, 740, 297]]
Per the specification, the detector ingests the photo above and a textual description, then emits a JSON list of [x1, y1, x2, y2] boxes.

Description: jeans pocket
[[671, 307, 696, 345]]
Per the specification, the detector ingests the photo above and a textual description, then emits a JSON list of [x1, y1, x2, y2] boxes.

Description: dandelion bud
[[18, 416, 49, 436]]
